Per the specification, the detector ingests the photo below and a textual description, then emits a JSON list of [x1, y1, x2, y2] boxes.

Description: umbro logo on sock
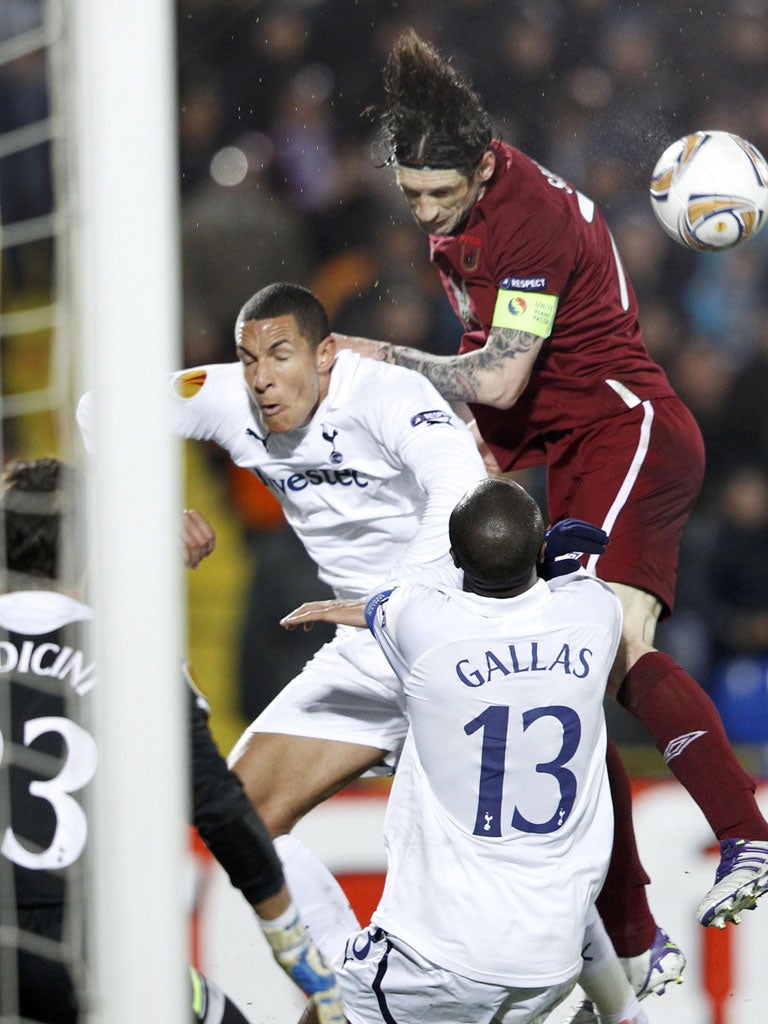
[[663, 730, 707, 763]]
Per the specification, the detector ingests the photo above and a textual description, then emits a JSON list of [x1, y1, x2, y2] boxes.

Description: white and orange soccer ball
[[649, 129, 768, 251]]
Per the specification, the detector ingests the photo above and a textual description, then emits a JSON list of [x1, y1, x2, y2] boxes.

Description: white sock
[[578, 907, 641, 1019], [597, 995, 646, 1024], [274, 833, 360, 964]]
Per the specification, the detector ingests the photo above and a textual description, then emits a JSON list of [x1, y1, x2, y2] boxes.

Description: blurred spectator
[[698, 1, 768, 147], [654, 509, 717, 689], [308, 138, 386, 261], [590, 12, 679, 179], [718, 311, 768, 469], [325, 215, 462, 356], [705, 465, 768, 664], [181, 131, 316, 366], [310, 4, 438, 136], [178, 76, 229, 195], [666, 338, 736, 511], [611, 203, 692, 309], [681, 241, 768, 371], [437, 2, 570, 157], [637, 298, 689, 371], [270, 63, 339, 216]]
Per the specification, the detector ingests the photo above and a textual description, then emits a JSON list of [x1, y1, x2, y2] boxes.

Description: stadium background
[[2, 1, 768, 1021]]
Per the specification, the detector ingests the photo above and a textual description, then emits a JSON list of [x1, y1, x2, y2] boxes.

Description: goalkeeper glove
[[538, 518, 609, 580], [260, 907, 346, 1024]]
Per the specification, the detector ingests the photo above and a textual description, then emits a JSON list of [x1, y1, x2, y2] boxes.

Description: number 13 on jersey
[[465, 704, 581, 837]]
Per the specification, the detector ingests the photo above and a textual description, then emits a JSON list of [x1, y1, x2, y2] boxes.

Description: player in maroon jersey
[[332, 26, 768, 1014]]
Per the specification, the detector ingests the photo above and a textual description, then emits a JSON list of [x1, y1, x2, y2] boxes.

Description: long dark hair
[[375, 29, 494, 176]]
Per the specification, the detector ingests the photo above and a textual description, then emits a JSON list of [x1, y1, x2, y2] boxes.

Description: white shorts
[[241, 627, 409, 770], [337, 927, 578, 1024]]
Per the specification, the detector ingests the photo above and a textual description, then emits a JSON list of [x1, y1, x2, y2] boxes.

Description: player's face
[[395, 152, 495, 235], [236, 314, 335, 433]]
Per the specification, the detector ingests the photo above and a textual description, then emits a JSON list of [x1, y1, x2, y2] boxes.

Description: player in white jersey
[[168, 345, 478, 600], [283, 478, 647, 1024], [77, 281, 489, 962]]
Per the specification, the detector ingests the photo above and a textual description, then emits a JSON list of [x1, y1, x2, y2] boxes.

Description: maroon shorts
[[544, 396, 705, 616]]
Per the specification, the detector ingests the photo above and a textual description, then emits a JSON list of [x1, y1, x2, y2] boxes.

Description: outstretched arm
[[333, 326, 544, 409], [281, 598, 367, 631]]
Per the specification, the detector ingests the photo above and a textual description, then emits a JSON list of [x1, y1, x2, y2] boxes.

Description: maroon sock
[[617, 651, 768, 840], [596, 740, 657, 957]]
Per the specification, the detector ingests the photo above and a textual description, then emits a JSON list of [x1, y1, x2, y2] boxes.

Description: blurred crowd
[[2, 0, 768, 736]]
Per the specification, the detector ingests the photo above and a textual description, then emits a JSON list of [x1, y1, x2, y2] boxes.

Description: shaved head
[[449, 478, 544, 595]]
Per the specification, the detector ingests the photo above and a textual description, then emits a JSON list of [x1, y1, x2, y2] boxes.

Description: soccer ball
[[649, 130, 768, 251]]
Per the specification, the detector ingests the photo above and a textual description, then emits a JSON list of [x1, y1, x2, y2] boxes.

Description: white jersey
[[366, 573, 621, 987], [78, 350, 486, 599]]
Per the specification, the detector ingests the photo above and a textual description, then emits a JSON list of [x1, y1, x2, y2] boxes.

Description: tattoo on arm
[[377, 328, 541, 403]]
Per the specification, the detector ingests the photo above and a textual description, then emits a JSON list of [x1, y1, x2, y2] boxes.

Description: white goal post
[[70, 1, 188, 1022]]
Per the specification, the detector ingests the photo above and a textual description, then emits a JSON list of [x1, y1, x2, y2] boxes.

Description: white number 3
[[1, 716, 98, 870]]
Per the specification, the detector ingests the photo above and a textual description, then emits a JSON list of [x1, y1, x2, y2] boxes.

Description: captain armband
[[491, 288, 558, 338]]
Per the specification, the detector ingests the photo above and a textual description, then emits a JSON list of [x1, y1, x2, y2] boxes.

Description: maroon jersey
[[430, 142, 677, 469]]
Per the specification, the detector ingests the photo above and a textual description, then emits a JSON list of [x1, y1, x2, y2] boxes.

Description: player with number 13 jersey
[[366, 569, 621, 986]]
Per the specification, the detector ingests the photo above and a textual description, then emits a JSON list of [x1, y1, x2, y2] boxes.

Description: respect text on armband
[[253, 466, 369, 494], [498, 276, 548, 291]]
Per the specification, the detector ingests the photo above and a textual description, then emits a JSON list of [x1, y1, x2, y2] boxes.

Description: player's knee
[[227, 766, 298, 835], [227, 742, 292, 833], [251, 794, 299, 837], [606, 636, 657, 699], [608, 582, 661, 647]]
